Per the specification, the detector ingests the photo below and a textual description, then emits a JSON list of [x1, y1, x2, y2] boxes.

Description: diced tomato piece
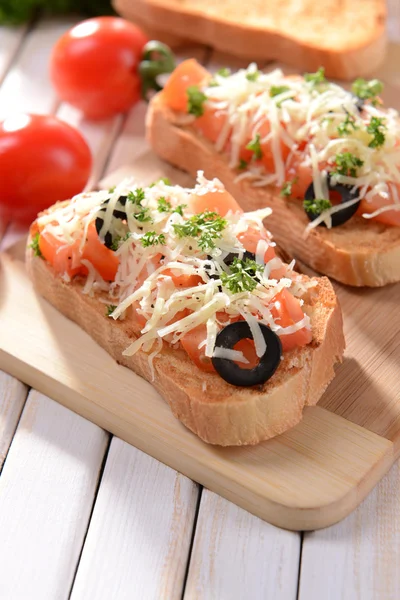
[[81, 222, 119, 281], [233, 338, 259, 370], [189, 188, 243, 216], [181, 324, 215, 373], [285, 154, 313, 199], [162, 59, 209, 113], [358, 188, 400, 227], [39, 231, 87, 279], [162, 268, 203, 288], [194, 107, 227, 144], [238, 226, 286, 278], [216, 311, 241, 325], [270, 289, 312, 352], [257, 120, 291, 174]]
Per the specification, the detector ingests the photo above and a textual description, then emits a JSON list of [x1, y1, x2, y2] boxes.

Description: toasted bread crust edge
[[26, 236, 344, 446], [146, 94, 400, 287], [113, 0, 386, 79]]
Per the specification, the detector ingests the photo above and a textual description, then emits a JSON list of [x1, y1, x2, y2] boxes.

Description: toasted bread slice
[[113, 0, 386, 79], [146, 94, 400, 287], [27, 223, 344, 447]]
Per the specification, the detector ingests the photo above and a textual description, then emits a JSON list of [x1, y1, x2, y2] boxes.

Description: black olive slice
[[212, 322, 282, 387], [304, 176, 360, 227], [95, 195, 128, 249]]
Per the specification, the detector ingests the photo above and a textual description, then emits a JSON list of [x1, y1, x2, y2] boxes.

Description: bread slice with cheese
[[113, 0, 387, 79], [146, 76, 400, 287], [26, 183, 344, 447]]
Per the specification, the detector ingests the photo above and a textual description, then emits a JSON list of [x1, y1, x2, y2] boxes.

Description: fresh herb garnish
[[333, 152, 364, 177], [30, 232, 42, 257], [135, 208, 152, 222], [108, 186, 116, 193], [141, 231, 166, 247], [110, 232, 130, 251], [352, 78, 383, 104], [246, 70, 260, 82], [304, 67, 326, 85], [173, 204, 187, 216], [280, 177, 298, 198], [239, 159, 248, 170], [187, 85, 207, 117], [127, 188, 146, 205], [157, 197, 172, 212], [150, 177, 171, 187], [220, 257, 263, 293], [106, 305, 117, 317], [270, 85, 291, 97], [337, 113, 358, 136], [216, 67, 231, 77], [246, 133, 263, 160], [173, 211, 227, 251], [303, 198, 332, 216], [367, 116, 386, 148]]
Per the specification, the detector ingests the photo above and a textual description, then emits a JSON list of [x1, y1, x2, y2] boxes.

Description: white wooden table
[[1, 6, 400, 599]]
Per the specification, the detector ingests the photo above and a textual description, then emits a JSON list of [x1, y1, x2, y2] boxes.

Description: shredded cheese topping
[[37, 173, 315, 374], [197, 66, 400, 228]]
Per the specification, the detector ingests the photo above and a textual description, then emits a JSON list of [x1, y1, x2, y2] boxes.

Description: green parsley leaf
[[216, 67, 231, 77], [187, 85, 207, 117], [220, 257, 263, 294], [127, 188, 145, 206], [106, 305, 117, 317], [246, 133, 263, 160], [238, 159, 248, 170], [270, 85, 291, 97], [108, 186, 116, 193], [110, 232, 130, 251], [246, 70, 260, 82], [280, 177, 298, 198], [157, 197, 172, 212], [337, 113, 358, 136], [30, 232, 42, 258], [173, 211, 227, 251], [367, 116, 386, 148], [141, 231, 166, 248], [173, 204, 187, 216], [135, 207, 152, 223], [304, 67, 326, 85], [333, 152, 364, 177], [150, 177, 171, 187], [303, 198, 332, 217], [352, 78, 383, 103]]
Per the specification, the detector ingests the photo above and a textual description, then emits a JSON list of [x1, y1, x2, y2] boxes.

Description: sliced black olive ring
[[304, 176, 360, 227], [95, 195, 128, 249], [212, 321, 282, 387]]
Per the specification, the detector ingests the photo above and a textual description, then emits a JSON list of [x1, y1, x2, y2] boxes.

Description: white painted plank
[[299, 461, 400, 600], [71, 437, 198, 600], [0, 26, 28, 83], [184, 490, 301, 600], [0, 370, 27, 469], [0, 390, 108, 600], [0, 18, 78, 119]]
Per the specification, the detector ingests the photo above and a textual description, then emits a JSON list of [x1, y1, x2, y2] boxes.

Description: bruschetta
[[27, 174, 344, 445], [147, 60, 400, 286]]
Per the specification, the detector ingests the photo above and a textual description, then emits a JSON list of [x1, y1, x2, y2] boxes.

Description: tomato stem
[[139, 41, 176, 100]]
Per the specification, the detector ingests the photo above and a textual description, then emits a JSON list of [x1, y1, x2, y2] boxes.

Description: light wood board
[[0, 245, 396, 531]]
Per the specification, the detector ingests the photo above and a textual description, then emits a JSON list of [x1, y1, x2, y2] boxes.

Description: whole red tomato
[[0, 114, 92, 223], [50, 17, 149, 120]]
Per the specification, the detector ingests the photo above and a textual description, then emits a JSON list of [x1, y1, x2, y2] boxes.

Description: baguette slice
[[147, 94, 400, 287], [113, 0, 387, 79], [27, 213, 344, 447]]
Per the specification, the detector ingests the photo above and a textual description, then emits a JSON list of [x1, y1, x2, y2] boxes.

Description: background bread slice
[[146, 94, 400, 287], [114, 0, 387, 79], [27, 230, 344, 447]]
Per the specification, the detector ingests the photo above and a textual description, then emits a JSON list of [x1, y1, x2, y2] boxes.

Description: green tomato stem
[[139, 41, 176, 100]]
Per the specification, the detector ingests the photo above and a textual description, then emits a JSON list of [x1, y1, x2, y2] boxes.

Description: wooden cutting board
[[0, 233, 398, 531]]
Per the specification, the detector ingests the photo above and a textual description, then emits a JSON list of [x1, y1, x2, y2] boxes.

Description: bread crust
[[26, 234, 344, 446], [113, 0, 386, 79], [146, 94, 400, 287]]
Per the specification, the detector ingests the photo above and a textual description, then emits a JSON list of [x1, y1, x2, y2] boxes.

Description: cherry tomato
[[50, 17, 148, 120], [0, 114, 92, 223]]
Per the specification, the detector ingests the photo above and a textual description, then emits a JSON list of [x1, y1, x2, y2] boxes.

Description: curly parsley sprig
[[30, 232, 43, 257], [246, 133, 263, 160], [337, 113, 359, 136], [333, 152, 364, 177], [303, 198, 332, 217], [220, 258, 263, 293], [352, 78, 383, 104], [157, 197, 186, 216], [367, 116, 386, 148], [173, 211, 227, 251], [141, 231, 166, 248], [187, 86, 207, 117]]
